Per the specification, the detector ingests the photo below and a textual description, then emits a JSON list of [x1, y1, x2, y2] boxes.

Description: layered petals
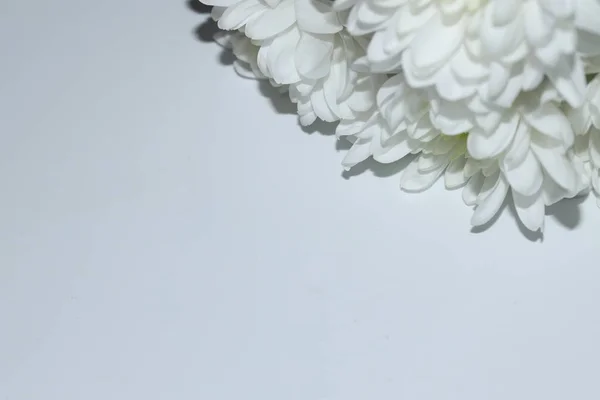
[[339, 0, 596, 111], [200, 0, 600, 235]]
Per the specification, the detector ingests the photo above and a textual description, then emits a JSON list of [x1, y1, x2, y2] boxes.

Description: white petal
[[503, 150, 544, 196], [523, 102, 573, 147], [512, 191, 545, 232], [374, 137, 412, 164], [531, 144, 577, 193], [310, 85, 338, 122], [467, 113, 519, 160], [503, 118, 531, 169], [404, 13, 465, 82], [342, 138, 371, 169], [541, 176, 570, 205], [418, 152, 449, 173], [471, 173, 509, 226], [540, 0, 574, 18], [263, 30, 301, 84], [487, 63, 510, 99], [336, 118, 366, 137], [524, 2, 553, 47], [295, 32, 333, 80], [547, 57, 586, 108], [295, 0, 343, 34], [589, 128, 600, 167], [575, 0, 600, 37], [400, 157, 446, 192], [491, 0, 521, 26], [346, 76, 378, 113], [521, 61, 544, 91], [462, 172, 485, 206], [444, 156, 468, 189], [245, 0, 295, 39], [464, 158, 481, 178], [218, 0, 264, 30]]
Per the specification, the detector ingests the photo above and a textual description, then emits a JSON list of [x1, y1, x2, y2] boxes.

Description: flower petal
[[462, 172, 485, 206], [245, 0, 296, 40], [295, 32, 333, 80], [444, 156, 468, 189], [400, 157, 446, 192], [503, 149, 544, 196], [295, 0, 343, 34], [513, 191, 545, 232], [471, 173, 509, 226]]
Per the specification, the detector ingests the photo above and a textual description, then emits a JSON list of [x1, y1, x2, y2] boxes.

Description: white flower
[[197, 0, 600, 234], [336, 0, 596, 110], [208, 0, 378, 125]]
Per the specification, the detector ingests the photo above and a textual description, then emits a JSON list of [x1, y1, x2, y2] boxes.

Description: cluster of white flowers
[[201, 0, 600, 232]]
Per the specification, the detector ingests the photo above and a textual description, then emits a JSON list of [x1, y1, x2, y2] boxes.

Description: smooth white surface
[[2, 2, 600, 399]]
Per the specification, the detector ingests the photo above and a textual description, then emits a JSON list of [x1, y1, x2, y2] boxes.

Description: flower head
[[198, 0, 600, 234]]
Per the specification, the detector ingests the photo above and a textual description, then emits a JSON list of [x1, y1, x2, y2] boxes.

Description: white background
[[2, 1, 600, 399]]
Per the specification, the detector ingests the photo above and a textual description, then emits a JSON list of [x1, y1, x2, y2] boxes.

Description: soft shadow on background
[[188, 0, 212, 14], [188, 1, 585, 239]]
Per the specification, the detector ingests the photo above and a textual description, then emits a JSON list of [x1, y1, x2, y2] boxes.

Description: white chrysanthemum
[[197, 0, 600, 234], [335, 0, 600, 111], [207, 0, 380, 125]]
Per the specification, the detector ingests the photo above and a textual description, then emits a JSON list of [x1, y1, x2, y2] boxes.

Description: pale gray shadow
[[508, 197, 545, 242], [194, 16, 221, 43], [192, 10, 236, 65], [257, 80, 297, 116], [187, 0, 212, 14], [546, 193, 586, 229], [302, 119, 337, 135]]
